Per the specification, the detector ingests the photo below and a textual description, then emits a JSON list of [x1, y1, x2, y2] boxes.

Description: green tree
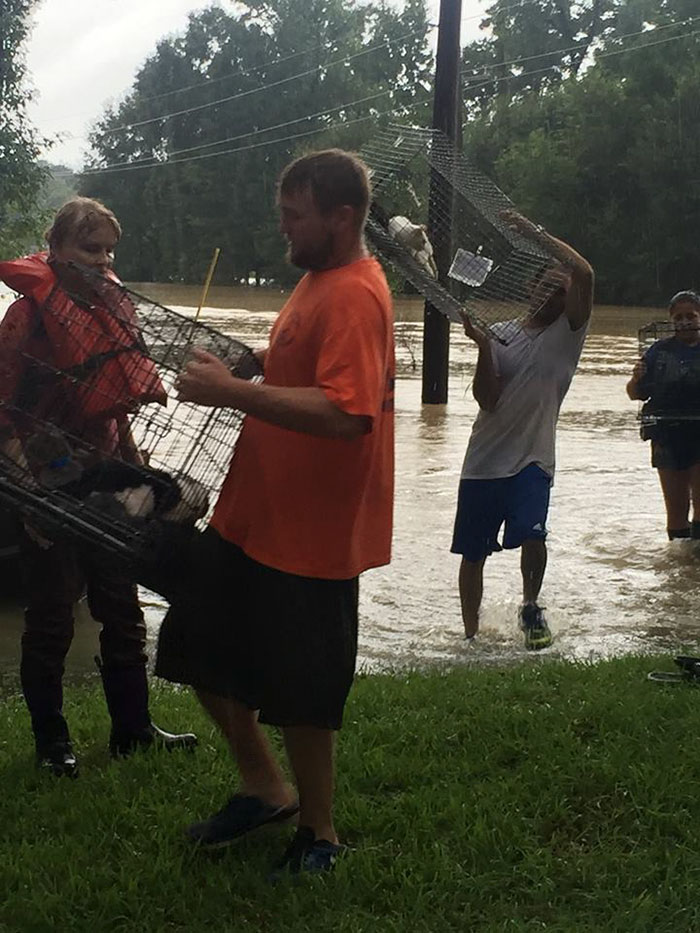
[[461, 0, 700, 304], [39, 164, 78, 211], [0, 0, 49, 256], [462, 0, 620, 112], [80, 0, 432, 286]]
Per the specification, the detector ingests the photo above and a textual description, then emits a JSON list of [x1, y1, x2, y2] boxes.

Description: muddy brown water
[[0, 284, 697, 689]]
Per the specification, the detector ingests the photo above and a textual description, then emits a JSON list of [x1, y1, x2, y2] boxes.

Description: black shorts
[[154, 528, 359, 730], [651, 428, 700, 471]]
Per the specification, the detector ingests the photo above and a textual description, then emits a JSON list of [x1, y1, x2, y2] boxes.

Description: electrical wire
[[54, 14, 699, 178], [55, 95, 432, 178], [134, 41, 351, 105], [83, 88, 396, 171], [461, 14, 700, 83], [461, 25, 700, 93], [43, 0, 565, 131], [459, 0, 590, 25], [95, 16, 696, 163], [93, 26, 431, 138]]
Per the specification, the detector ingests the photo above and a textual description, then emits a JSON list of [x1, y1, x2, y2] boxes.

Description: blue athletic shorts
[[451, 462, 551, 563]]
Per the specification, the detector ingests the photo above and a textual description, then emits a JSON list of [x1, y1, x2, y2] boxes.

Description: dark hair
[[669, 290, 700, 312], [46, 197, 121, 251], [278, 149, 371, 225]]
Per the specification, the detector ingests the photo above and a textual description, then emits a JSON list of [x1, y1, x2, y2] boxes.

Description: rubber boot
[[35, 738, 79, 778], [21, 658, 78, 777], [95, 656, 197, 757]]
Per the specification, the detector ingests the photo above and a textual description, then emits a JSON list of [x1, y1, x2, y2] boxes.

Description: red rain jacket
[[0, 253, 166, 428]]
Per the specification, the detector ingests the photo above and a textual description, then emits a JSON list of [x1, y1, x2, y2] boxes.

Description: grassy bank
[[2, 655, 700, 932]]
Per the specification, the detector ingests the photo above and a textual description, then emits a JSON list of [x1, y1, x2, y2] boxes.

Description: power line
[[459, 26, 700, 105], [93, 27, 432, 139], [57, 16, 699, 179], [461, 15, 700, 84], [597, 24, 700, 62], [460, 0, 589, 24], [38, 42, 346, 130], [86, 88, 396, 171], [45, 1, 571, 132], [461, 27, 700, 93], [43, 1, 593, 141], [65, 6, 647, 159], [43, 2, 560, 137], [464, 61, 566, 91], [45, 28, 434, 132], [133, 42, 344, 106], [55, 95, 431, 178]]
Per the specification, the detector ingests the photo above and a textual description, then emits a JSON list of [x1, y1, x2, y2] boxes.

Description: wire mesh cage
[[361, 124, 561, 339], [0, 261, 261, 567], [637, 320, 700, 433]]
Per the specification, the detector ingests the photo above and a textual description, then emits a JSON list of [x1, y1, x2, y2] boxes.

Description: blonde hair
[[46, 197, 121, 251]]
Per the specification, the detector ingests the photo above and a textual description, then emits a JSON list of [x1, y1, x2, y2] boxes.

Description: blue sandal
[[187, 794, 299, 849]]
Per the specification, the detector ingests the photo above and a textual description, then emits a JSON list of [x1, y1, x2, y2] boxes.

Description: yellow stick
[[194, 247, 221, 323]]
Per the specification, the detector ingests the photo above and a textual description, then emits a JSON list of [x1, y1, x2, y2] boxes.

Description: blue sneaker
[[269, 826, 345, 880], [187, 794, 299, 849], [519, 603, 552, 650]]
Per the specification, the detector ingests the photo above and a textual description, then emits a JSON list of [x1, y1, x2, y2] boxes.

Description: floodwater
[[0, 283, 698, 688]]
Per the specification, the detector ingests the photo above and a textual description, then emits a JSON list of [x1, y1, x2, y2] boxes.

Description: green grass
[[2, 655, 700, 932]]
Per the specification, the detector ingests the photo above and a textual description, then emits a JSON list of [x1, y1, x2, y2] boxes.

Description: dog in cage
[[23, 429, 210, 526], [0, 244, 206, 529], [363, 126, 571, 340], [387, 215, 438, 278]]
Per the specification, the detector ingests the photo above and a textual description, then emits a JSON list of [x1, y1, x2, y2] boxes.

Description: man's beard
[[287, 232, 335, 271]]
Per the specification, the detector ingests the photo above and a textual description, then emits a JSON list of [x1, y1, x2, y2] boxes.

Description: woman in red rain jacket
[[0, 197, 196, 777]]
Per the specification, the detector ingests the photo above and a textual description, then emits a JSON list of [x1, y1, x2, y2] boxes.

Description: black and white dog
[[69, 461, 210, 525], [24, 430, 209, 526]]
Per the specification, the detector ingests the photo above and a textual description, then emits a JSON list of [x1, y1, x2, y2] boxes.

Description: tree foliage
[[0, 0, 49, 256], [81, 0, 432, 287], [462, 0, 700, 303], [39, 164, 78, 212], [79, 0, 700, 304]]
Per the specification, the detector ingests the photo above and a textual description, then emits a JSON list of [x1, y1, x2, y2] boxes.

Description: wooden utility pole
[[422, 0, 462, 404]]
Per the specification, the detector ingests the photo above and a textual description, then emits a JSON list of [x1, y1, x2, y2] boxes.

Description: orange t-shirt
[[211, 257, 395, 579]]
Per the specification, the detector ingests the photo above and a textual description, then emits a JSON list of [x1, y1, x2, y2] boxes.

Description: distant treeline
[[5, 0, 699, 305], [79, 0, 433, 290]]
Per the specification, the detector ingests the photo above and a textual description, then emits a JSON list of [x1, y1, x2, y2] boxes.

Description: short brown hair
[[278, 149, 371, 225], [46, 197, 121, 250]]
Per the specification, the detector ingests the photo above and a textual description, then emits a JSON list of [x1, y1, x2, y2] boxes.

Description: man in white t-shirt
[[451, 211, 594, 649]]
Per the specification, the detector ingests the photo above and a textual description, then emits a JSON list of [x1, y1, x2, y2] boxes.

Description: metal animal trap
[[361, 124, 560, 339], [637, 320, 700, 432], [0, 262, 261, 565]]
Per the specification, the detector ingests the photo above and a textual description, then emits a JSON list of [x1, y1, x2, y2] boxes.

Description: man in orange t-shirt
[[155, 149, 394, 877]]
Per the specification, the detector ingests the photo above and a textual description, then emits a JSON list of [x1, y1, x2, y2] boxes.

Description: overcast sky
[[26, 0, 488, 169]]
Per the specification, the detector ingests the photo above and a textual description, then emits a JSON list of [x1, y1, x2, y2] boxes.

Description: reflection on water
[[0, 284, 697, 684]]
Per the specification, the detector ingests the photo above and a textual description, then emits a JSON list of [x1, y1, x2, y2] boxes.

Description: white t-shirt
[[460, 313, 588, 481]]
